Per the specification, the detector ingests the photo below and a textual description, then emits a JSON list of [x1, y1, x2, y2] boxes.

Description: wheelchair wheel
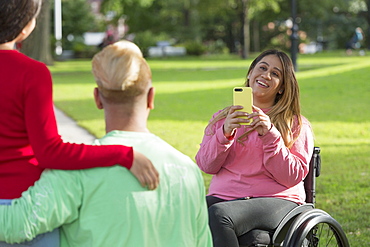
[[289, 214, 349, 247], [282, 209, 328, 246]]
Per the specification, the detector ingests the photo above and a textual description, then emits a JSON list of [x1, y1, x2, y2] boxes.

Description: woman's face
[[248, 54, 283, 107]]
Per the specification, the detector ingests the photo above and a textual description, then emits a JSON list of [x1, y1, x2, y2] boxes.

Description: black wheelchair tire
[[287, 214, 349, 247]]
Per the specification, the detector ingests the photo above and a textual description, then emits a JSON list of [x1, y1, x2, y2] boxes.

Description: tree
[[158, 0, 201, 41], [357, 0, 370, 49], [241, 0, 282, 58], [295, 0, 368, 50], [99, 0, 369, 54], [197, 0, 282, 57], [58, 0, 97, 51], [101, 0, 201, 42], [21, 0, 53, 65]]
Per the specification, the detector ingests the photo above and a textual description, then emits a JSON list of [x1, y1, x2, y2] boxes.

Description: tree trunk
[[182, 0, 201, 42], [252, 19, 260, 52], [183, 8, 190, 27], [225, 21, 236, 54], [241, 0, 250, 59], [21, 0, 53, 65]]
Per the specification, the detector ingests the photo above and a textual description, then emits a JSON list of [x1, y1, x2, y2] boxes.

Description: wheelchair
[[238, 147, 350, 247]]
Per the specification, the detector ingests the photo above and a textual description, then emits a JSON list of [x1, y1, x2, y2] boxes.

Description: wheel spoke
[[304, 222, 347, 247]]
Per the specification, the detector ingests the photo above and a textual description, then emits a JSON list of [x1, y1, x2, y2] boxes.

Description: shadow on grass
[[297, 63, 344, 72], [54, 57, 370, 125], [52, 68, 247, 84], [55, 67, 369, 124], [51, 62, 340, 84], [152, 68, 247, 83]]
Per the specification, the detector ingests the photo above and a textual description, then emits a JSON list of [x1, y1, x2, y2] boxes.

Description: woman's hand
[[223, 105, 250, 138], [130, 151, 159, 190], [249, 105, 272, 136]]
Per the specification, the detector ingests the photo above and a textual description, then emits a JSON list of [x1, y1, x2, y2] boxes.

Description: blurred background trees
[[98, 0, 369, 56], [21, 0, 53, 64], [23, 0, 370, 61]]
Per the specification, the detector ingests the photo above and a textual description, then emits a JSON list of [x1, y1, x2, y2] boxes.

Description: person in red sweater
[[0, 0, 159, 246]]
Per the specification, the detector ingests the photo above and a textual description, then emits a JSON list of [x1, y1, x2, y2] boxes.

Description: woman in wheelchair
[[195, 49, 314, 247]]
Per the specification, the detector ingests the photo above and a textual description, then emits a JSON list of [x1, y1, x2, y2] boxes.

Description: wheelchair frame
[[238, 147, 350, 247]]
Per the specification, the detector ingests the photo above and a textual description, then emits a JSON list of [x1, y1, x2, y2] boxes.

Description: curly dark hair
[[0, 0, 42, 44]]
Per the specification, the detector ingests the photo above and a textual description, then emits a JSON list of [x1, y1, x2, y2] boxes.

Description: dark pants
[[207, 196, 298, 247]]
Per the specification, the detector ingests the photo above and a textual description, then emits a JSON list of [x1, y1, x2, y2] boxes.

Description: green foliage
[[50, 51, 370, 246], [46, 0, 370, 63], [183, 40, 207, 56], [61, 0, 96, 35], [73, 41, 100, 59], [98, 0, 370, 54], [121, 0, 203, 42], [51, 0, 104, 57], [248, 0, 282, 18], [133, 31, 171, 57], [59, 0, 97, 49], [204, 40, 229, 54], [100, 0, 154, 16], [132, 31, 157, 56]]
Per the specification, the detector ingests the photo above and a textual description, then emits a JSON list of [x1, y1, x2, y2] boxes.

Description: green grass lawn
[[50, 51, 370, 245]]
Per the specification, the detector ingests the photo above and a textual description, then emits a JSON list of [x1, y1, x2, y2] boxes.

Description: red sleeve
[[23, 62, 133, 170]]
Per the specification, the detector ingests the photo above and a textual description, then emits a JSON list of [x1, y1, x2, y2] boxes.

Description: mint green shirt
[[0, 131, 212, 247]]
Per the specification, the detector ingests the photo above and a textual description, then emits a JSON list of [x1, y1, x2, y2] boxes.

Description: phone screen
[[233, 87, 253, 125]]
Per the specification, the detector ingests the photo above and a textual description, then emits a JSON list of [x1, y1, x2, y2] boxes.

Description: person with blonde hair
[[195, 49, 314, 246], [0, 40, 212, 247]]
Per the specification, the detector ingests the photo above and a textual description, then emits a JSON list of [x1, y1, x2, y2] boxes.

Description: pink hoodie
[[195, 110, 314, 204]]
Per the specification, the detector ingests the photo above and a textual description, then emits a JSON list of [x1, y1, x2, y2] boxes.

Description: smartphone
[[233, 87, 253, 125]]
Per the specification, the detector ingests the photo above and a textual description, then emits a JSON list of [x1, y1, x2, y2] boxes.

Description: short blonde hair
[[92, 40, 152, 104]]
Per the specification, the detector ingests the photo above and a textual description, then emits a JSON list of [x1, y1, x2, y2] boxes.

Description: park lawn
[[50, 51, 370, 246]]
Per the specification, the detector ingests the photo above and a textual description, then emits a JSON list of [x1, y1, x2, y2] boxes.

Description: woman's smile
[[256, 79, 269, 88]]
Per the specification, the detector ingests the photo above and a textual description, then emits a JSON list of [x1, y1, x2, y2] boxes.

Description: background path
[[54, 106, 96, 144]]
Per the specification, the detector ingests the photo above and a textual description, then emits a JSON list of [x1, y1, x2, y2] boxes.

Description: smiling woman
[[195, 49, 314, 247]]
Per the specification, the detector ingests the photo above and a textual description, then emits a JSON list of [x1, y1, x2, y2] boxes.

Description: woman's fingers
[[131, 151, 159, 190], [249, 105, 272, 135], [224, 106, 250, 135]]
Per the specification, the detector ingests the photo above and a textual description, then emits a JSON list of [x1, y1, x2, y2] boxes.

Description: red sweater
[[0, 50, 133, 199]]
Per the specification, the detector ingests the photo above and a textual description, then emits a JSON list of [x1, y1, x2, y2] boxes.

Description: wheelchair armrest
[[272, 203, 314, 244]]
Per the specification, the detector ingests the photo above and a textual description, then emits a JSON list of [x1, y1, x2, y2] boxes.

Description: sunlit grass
[[51, 51, 370, 246]]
